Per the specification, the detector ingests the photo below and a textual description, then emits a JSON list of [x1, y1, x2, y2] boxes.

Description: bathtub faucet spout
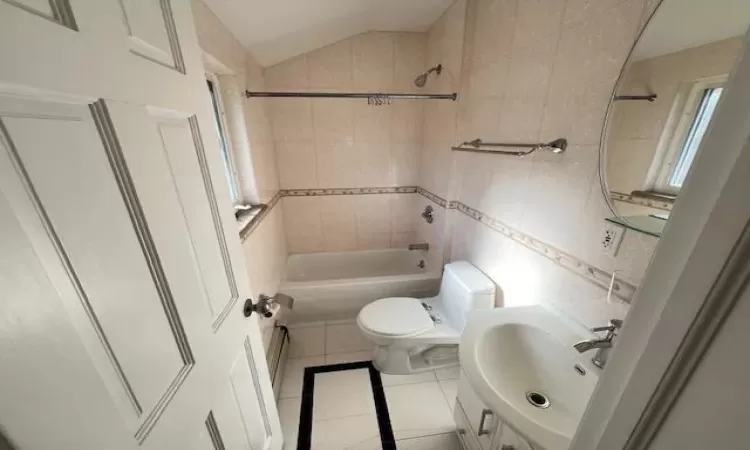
[[408, 243, 429, 251]]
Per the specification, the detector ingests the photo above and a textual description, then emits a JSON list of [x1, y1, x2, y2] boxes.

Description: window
[[206, 76, 241, 205], [653, 77, 725, 195]]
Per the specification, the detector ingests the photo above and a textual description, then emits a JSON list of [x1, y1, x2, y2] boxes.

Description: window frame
[[205, 72, 242, 206], [651, 75, 727, 195]]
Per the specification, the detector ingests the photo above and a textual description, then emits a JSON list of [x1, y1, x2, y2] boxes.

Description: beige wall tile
[[277, 140, 318, 189], [394, 33, 427, 91], [265, 55, 309, 90], [312, 98, 355, 142], [308, 39, 353, 90], [283, 197, 323, 253], [512, 0, 566, 49], [319, 196, 358, 251], [353, 32, 395, 90], [270, 98, 314, 141], [315, 138, 357, 188], [390, 142, 419, 186]]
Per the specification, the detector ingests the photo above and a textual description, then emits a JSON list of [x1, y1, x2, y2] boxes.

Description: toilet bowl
[[357, 261, 495, 374]]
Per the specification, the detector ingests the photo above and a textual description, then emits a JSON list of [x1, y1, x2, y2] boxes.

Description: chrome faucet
[[574, 319, 623, 369], [408, 243, 429, 251]]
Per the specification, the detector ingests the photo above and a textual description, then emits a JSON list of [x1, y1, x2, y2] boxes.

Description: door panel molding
[[118, 0, 185, 73], [205, 411, 227, 450], [0, 116, 142, 415], [245, 336, 273, 440], [1, 0, 78, 30], [90, 101, 195, 443], [187, 117, 239, 331]]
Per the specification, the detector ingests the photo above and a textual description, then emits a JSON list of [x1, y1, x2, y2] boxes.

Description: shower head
[[414, 64, 443, 87]]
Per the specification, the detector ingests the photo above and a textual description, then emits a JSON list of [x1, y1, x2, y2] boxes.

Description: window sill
[[237, 204, 266, 242]]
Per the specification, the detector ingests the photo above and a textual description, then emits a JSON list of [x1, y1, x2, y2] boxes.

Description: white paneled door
[[0, 1, 281, 449]]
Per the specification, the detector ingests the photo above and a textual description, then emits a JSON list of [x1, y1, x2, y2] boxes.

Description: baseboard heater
[[266, 325, 289, 401]]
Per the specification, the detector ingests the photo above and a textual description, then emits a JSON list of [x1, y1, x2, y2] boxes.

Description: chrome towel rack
[[451, 138, 568, 156]]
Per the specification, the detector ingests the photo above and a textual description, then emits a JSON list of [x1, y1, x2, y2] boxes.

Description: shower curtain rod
[[244, 91, 457, 101]]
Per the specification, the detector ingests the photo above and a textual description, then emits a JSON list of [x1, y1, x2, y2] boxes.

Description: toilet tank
[[438, 261, 496, 332]]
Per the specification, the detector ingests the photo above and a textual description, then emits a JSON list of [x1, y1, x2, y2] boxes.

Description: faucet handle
[[591, 319, 623, 335]]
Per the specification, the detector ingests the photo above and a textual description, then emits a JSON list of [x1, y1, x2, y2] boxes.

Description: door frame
[[572, 27, 750, 449]]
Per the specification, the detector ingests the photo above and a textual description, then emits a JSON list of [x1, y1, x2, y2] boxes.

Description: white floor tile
[[314, 369, 376, 421], [288, 325, 326, 357], [438, 379, 458, 411], [312, 414, 380, 449], [434, 365, 461, 380], [325, 323, 373, 354], [396, 432, 463, 449], [280, 356, 325, 399], [325, 350, 373, 365], [277, 396, 301, 450], [325, 318, 357, 326], [384, 382, 456, 440], [380, 370, 437, 387]]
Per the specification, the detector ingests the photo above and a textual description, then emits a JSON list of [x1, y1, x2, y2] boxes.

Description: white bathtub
[[280, 249, 441, 322]]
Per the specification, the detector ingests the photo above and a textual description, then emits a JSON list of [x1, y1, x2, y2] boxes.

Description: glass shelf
[[606, 213, 668, 238]]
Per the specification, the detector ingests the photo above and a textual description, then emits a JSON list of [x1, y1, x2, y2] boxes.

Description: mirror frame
[[597, 0, 666, 222]]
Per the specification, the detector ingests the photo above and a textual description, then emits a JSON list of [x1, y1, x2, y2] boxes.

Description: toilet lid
[[359, 297, 434, 337]]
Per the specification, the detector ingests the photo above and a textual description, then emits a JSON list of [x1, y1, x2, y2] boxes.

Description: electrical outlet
[[602, 222, 625, 256]]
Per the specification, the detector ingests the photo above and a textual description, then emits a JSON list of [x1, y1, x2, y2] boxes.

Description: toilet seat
[[358, 297, 434, 337]]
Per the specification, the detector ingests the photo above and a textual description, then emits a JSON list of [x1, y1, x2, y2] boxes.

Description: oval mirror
[[600, 0, 749, 238]]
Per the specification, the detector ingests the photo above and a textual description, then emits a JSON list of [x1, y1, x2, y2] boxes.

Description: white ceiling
[[633, 0, 750, 60], [202, 0, 455, 67]]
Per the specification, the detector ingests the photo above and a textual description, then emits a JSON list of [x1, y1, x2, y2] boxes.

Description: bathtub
[[280, 249, 442, 322]]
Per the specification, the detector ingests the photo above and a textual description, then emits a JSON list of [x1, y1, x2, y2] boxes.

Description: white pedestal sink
[[460, 305, 600, 450]]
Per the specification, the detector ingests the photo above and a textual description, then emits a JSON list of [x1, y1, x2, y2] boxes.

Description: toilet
[[357, 261, 495, 375]]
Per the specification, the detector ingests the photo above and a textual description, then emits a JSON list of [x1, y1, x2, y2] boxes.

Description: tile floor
[[278, 320, 462, 449]]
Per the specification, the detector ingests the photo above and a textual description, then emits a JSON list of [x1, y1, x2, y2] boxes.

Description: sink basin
[[460, 305, 600, 450]]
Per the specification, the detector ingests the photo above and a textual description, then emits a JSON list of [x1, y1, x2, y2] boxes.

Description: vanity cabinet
[[492, 422, 536, 450], [455, 373, 540, 450], [456, 375, 499, 449]]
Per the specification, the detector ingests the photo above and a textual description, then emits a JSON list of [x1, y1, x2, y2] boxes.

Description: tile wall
[[416, 0, 664, 326], [264, 31, 430, 253], [282, 193, 421, 253]]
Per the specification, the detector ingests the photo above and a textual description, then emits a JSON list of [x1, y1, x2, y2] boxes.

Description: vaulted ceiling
[[202, 0, 455, 67]]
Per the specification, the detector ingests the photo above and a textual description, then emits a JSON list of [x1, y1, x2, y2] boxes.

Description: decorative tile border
[[416, 186, 449, 208], [242, 185, 637, 303], [281, 186, 417, 197], [453, 200, 637, 303], [241, 186, 418, 240], [611, 191, 673, 211]]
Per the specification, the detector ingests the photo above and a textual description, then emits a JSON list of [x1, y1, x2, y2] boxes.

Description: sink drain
[[526, 391, 550, 409]]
